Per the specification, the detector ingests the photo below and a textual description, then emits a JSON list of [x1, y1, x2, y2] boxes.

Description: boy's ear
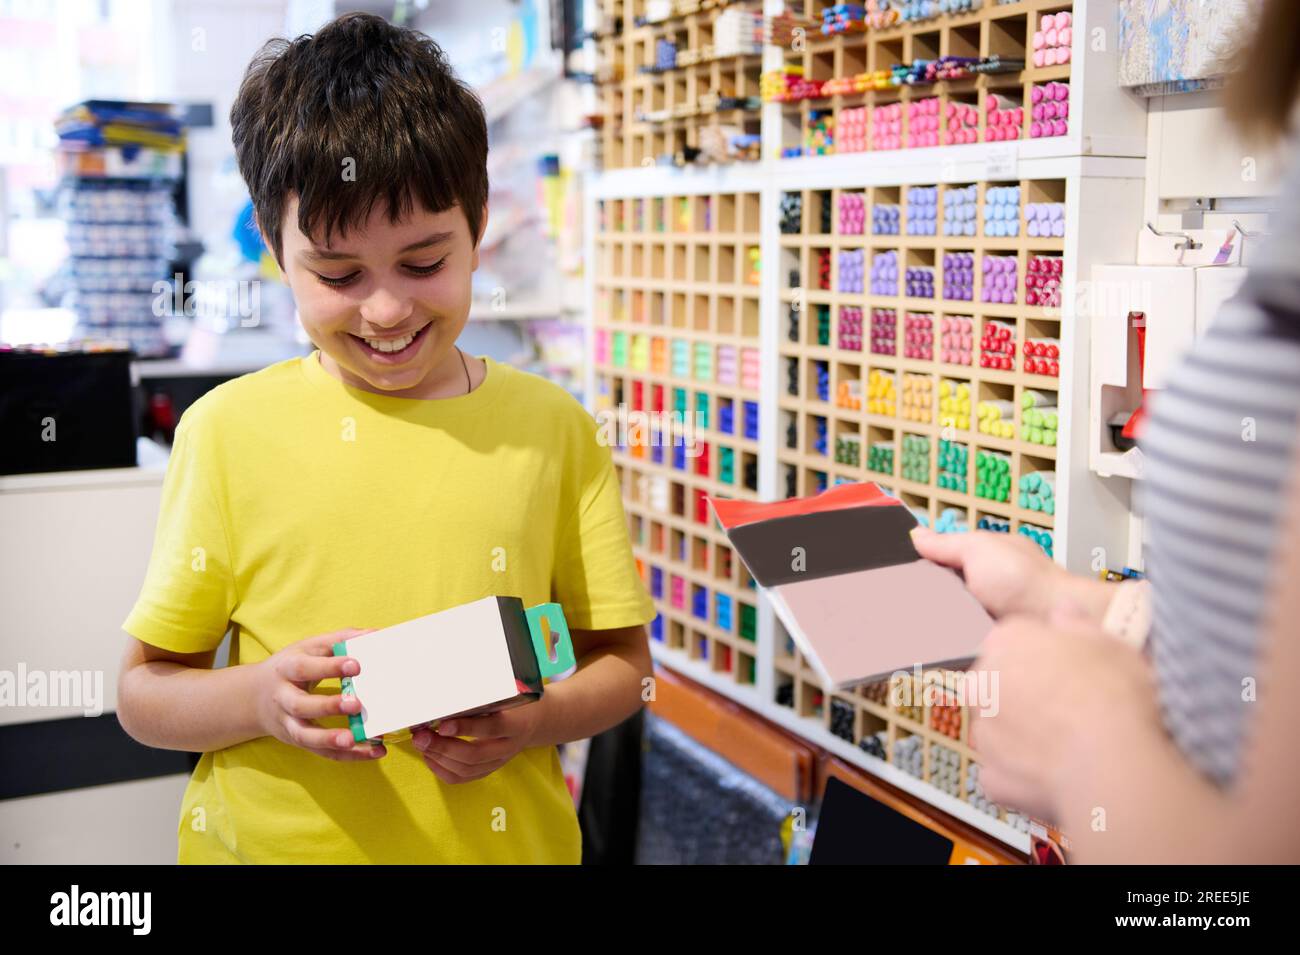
[[471, 202, 489, 271]]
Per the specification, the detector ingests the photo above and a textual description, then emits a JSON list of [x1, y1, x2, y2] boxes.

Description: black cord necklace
[[457, 346, 471, 394]]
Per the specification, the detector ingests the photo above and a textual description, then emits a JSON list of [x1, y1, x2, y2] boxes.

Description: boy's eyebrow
[[301, 232, 455, 262]]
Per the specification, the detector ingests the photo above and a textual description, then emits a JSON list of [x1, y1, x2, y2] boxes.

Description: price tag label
[[984, 144, 1017, 181]]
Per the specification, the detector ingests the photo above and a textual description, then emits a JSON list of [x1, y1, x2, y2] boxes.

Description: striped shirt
[[1141, 192, 1300, 787]]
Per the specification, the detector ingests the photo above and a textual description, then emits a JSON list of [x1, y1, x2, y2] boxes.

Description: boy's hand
[[409, 698, 548, 784], [254, 630, 387, 762]]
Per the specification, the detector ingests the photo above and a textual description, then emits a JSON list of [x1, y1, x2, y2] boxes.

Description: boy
[[116, 12, 654, 864]]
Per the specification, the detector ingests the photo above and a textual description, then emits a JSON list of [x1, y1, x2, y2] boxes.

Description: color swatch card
[[332, 596, 575, 742], [709, 482, 992, 688]]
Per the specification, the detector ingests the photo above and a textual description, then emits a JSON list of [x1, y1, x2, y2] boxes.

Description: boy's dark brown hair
[[231, 12, 488, 263]]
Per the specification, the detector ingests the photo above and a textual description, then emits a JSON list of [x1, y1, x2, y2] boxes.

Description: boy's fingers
[[306, 746, 384, 763], [418, 733, 512, 764], [283, 716, 373, 753], [422, 751, 503, 783], [278, 686, 361, 720], [420, 753, 465, 784], [301, 629, 371, 655], [437, 713, 506, 739], [278, 652, 359, 683]]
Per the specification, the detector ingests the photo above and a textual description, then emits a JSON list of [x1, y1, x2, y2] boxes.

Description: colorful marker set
[[904, 265, 935, 299], [654, 38, 677, 70], [901, 433, 932, 482], [716, 345, 760, 391], [779, 192, 802, 234], [943, 185, 979, 237], [979, 319, 1016, 370], [939, 378, 972, 431], [981, 254, 1019, 304], [1030, 82, 1070, 138], [1032, 11, 1073, 67], [934, 507, 969, 533], [930, 743, 961, 796], [937, 438, 970, 493], [975, 449, 1012, 503], [1025, 254, 1063, 307], [907, 97, 943, 148], [983, 93, 1024, 141], [893, 735, 924, 780], [649, 567, 758, 643], [967, 763, 1000, 818], [1021, 390, 1058, 446], [903, 311, 935, 359], [942, 251, 976, 301], [867, 368, 897, 415], [1025, 202, 1065, 237], [940, 314, 974, 365], [834, 432, 862, 466], [871, 307, 897, 355], [983, 185, 1021, 237], [836, 377, 864, 410], [901, 373, 934, 423], [839, 248, 865, 292], [871, 250, 900, 295], [838, 105, 869, 153], [944, 100, 980, 145], [838, 191, 867, 234], [859, 728, 887, 760], [1018, 470, 1056, 515], [977, 398, 1016, 438], [905, 186, 939, 236], [1018, 523, 1054, 558], [598, 333, 762, 411], [867, 440, 895, 474], [872, 102, 904, 150], [820, 4, 868, 36], [1023, 338, 1060, 377], [838, 305, 864, 351], [873, 201, 901, 235], [804, 110, 834, 156]]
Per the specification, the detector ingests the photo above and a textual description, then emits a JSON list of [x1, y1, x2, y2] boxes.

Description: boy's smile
[[275, 196, 487, 399], [350, 320, 432, 363]]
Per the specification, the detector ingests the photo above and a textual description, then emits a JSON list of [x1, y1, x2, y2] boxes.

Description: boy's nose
[[359, 286, 414, 327]]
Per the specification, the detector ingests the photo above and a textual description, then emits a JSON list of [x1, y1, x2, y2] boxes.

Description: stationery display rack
[[595, 0, 764, 169], [585, 0, 1149, 851], [773, 0, 1081, 159], [592, 188, 767, 687]]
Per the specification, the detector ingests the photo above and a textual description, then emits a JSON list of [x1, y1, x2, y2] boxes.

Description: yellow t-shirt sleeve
[[552, 441, 655, 632], [122, 408, 237, 654]]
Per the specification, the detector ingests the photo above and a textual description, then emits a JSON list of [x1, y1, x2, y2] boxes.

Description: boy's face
[[277, 197, 485, 397]]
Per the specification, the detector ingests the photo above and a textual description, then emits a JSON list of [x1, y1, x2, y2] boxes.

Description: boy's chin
[[333, 339, 457, 395]]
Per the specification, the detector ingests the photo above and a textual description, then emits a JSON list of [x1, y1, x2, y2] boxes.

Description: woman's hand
[[965, 607, 1159, 824], [253, 629, 387, 762], [410, 698, 550, 784], [911, 527, 1079, 621]]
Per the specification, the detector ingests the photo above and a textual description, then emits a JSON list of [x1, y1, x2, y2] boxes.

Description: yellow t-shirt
[[122, 351, 654, 864]]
